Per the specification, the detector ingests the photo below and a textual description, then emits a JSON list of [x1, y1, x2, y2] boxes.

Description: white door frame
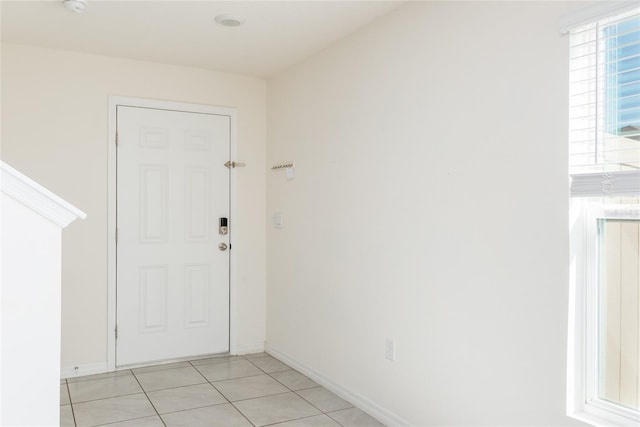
[[107, 96, 238, 371]]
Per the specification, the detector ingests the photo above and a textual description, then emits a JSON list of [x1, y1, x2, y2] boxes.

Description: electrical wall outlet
[[385, 338, 395, 361]]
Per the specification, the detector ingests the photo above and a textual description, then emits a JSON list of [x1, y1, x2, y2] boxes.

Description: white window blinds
[[569, 6, 640, 196]]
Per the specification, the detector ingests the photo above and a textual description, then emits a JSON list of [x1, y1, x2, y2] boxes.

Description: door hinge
[[115, 131, 119, 147], [224, 160, 246, 169], [115, 325, 118, 340], [115, 228, 119, 244]]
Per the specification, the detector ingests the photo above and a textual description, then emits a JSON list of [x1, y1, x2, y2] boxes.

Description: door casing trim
[[107, 96, 238, 371]]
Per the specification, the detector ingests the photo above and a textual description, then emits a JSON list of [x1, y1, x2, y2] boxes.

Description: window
[[567, 4, 640, 427], [604, 16, 640, 140], [569, 8, 640, 177], [597, 216, 640, 410]]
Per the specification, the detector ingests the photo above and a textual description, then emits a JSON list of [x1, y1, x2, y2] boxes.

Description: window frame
[[568, 199, 640, 426]]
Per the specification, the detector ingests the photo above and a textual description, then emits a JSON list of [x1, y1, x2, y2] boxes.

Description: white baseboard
[[61, 342, 265, 379], [61, 362, 108, 379], [265, 343, 410, 427], [233, 342, 265, 355]]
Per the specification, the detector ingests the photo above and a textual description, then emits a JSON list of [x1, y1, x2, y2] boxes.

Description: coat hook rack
[[271, 162, 294, 170]]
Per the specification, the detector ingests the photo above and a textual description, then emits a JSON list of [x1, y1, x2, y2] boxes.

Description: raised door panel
[[116, 105, 230, 366]]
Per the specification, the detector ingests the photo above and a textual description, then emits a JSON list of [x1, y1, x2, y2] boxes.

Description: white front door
[[116, 105, 230, 366]]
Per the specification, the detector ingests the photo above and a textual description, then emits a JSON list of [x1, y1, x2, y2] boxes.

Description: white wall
[[1, 43, 267, 369], [267, 1, 586, 425]]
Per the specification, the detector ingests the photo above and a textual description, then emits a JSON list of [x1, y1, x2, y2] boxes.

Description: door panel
[[116, 106, 230, 366]]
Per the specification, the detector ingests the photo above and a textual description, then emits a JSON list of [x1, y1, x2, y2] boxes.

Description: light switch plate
[[273, 212, 284, 228], [386, 339, 395, 361]]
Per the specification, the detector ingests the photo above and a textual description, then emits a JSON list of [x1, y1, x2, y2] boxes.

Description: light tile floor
[[60, 353, 385, 427]]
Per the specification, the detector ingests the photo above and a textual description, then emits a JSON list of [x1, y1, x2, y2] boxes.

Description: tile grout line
[[68, 391, 149, 406], [196, 359, 258, 427], [266, 354, 361, 426], [130, 370, 167, 427], [258, 355, 350, 427], [325, 410, 347, 427], [204, 355, 298, 426], [189, 359, 258, 427], [258, 357, 342, 417], [206, 372, 271, 383], [266, 370, 297, 391], [129, 359, 236, 374], [131, 364, 196, 375], [192, 362, 269, 384], [290, 387, 329, 415], [224, 390, 293, 405], [237, 355, 342, 426], [264, 368, 329, 408], [265, 354, 357, 425], [264, 367, 321, 392], [212, 356, 293, 425], [293, 386, 354, 414], [130, 380, 210, 395], [261, 413, 341, 427], [123, 356, 240, 376], [94, 414, 167, 427], [227, 400, 259, 427], [275, 375, 352, 420], [243, 355, 292, 376], [65, 381, 79, 427]]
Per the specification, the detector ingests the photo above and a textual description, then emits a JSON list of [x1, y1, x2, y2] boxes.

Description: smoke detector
[[63, 0, 87, 13], [214, 14, 245, 27]]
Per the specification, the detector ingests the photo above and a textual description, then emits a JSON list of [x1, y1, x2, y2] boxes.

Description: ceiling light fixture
[[63, 0, 87, 13], [214, 14, 245, 27]]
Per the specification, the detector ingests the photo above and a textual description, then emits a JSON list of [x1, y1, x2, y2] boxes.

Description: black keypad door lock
[[219, 218, 228, 235]]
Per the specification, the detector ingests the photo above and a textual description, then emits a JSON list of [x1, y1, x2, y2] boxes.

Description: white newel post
[[0, 161, 86, 426]]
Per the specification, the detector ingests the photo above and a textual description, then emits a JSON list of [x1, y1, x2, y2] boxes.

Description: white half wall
[[1, 43, 267, 370], [1, 161, 85, 426], [266, 1, 587, 425], [2, 195, 62, 426]]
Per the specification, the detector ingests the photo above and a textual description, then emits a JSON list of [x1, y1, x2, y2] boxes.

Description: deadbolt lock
[[219, 217, 228, 235]]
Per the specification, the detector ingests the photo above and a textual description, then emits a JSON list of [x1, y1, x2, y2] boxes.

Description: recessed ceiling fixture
[[214, 14, 245, 27], [63, 0, 87, 13]]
